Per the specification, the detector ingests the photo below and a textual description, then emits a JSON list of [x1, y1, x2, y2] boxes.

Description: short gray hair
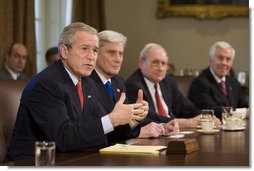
[[209, 41, 235, 59], [98, 30, 127, 47], [139, 43, 168, 60], [58, 22, 98, 49]]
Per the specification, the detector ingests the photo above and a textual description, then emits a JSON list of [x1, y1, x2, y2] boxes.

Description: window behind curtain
[[35, 0, 72, 73]]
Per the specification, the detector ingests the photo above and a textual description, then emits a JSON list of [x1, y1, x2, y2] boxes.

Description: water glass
[[200, 109, 214, 131], [35, 141, 55, 166], [222, 106, 233, 125]]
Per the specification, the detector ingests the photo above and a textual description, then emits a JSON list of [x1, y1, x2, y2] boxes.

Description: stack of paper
[[99, 144, 167, 155]]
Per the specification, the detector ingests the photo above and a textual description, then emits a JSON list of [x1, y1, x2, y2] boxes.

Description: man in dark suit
[[188, 41, 249, 118], [0, 43, 28, 80], [126, 43, 221, 128], [4, 23, 145, 162], [91, 30, 175, 138]]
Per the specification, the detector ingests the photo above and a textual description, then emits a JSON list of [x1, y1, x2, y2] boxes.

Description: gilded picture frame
[[157, 0, 249, 19]]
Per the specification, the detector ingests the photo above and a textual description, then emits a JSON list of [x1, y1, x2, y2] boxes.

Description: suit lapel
[[57, 61, 82, 119], [90, 71, 115, 112], [207, 69, 230, 106], [98, 82, 115, 112], [160, 82, 170, 107], [111, 79, 121, 102], [225, 80, 234, 106], [82, 78, 97, 116], [70, 82, 82, 116], [3, 67, 14, 80], [138, 71, 156, 112]]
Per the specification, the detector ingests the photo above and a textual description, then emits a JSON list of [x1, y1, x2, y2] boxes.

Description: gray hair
[[209, 41, 235, 59], [58, 22, 98, 49], [98, 30, 127, 47], [139, 43, 168, 60]]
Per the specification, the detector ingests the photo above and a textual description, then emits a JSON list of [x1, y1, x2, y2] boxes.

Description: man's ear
[[208, 56, 213, 64], [59, 44, 68, 60], [138, 59, 144, 68], [4, 53, 9, 63]]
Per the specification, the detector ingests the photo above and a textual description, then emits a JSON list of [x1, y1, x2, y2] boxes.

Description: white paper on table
[[179, 131, 194, 134], [168, 134, 185, 139]]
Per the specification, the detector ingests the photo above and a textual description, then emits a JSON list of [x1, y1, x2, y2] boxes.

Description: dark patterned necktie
[[220, 81, 228, 97], [154, 84, 167, 117], [76, 80, 84, 110]]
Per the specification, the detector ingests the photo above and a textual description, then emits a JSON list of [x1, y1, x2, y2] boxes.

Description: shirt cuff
[[101, 115, 114, 134]]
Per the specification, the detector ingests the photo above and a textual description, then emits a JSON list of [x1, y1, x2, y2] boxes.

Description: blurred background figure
[[188, 41, 249, 119], [0, 43, 28, 80], [45, 46, 59, 66]]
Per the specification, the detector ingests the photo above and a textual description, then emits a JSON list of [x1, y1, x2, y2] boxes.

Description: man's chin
[[81, 70, 93, 77]]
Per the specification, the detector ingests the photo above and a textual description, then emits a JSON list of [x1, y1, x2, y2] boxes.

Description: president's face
[[60, 31, 99, 79]]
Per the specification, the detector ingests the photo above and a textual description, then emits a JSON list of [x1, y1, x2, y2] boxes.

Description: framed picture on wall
[[157, 0, 249, 19]]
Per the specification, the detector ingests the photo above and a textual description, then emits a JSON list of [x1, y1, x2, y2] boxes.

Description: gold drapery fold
[[72, 0, 106, 31], [0, 0, 36, 78]]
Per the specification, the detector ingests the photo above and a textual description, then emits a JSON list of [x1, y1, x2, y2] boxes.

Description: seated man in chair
[[126, 43, 221, 128]]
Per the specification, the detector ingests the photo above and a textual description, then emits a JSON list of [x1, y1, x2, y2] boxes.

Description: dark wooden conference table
[[12, 120, 249, 166]]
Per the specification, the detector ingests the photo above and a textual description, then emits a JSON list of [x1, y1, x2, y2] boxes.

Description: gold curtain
[[0, 0, 36, 78], [72, 0, 106, 31]]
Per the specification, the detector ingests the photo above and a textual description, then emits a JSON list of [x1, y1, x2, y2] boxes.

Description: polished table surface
[[12, 120, 249, 166]]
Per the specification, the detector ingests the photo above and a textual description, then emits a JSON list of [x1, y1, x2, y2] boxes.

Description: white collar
[[64, 67, 78, 85], [95, 69, 111, 85], [209, 67, 226, 83]]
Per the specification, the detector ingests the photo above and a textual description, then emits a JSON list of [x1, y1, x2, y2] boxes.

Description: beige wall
[[104, 0, 249, 79]]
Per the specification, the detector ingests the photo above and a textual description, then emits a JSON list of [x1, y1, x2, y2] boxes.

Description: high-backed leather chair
[[173, 76, 195, 97], [0, 80, 27, 162]]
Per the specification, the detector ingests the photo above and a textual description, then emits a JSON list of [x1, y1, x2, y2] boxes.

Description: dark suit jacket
[[188, 68, 249, 118], [5, 60, 109, 162], [126, 69, 199, 126], [0, 67, 28, 80], [90, 71, 140, 144]]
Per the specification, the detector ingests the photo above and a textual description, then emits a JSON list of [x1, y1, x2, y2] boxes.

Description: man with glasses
[[0, 43, 28, 80], [126, 43, 221, 128]]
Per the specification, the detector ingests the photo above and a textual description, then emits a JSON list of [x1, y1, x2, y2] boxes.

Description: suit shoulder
[[112, 75, 125, 83], [126, 69, 141, 84], [162, 74, 178, 85]]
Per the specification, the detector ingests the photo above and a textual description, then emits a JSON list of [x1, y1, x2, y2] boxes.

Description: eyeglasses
[[146, 59, 168, 68]]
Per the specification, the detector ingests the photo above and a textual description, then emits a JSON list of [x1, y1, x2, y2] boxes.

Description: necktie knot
[[76, 80, 84, 110], [105, 81, 113, 99]]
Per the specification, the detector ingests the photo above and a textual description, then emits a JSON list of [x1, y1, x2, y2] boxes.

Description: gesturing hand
[[133, 89, 149, 122], [109, 93, 143, 127]]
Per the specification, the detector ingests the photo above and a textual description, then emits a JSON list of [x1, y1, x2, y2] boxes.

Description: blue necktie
[[105, 81, 113, 99]]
